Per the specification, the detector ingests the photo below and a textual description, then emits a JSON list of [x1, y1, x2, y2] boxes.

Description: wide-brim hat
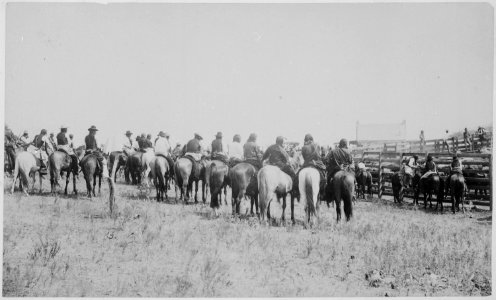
[[194, 133, 203, 140], [215, 132, 223, 138], [125, 130, 132, 136], [88, 125, 98, 131], [23, 130, 28, 135], [158, 131, 166, 137], [61, 125, 68, 129]]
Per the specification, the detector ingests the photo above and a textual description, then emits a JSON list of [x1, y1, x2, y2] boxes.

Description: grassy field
[[2, 176, 492, 297]]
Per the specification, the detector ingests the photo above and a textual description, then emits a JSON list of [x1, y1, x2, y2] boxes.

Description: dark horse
[[229, 162, 259, 217], [414, 173, 443, 210], [332, 170, 355, 222], [207, 160, 229, 215], [355, 165, 373, 199], [80, 153, 103, 198], [448, 173, 466, 214], [109, 151, 129, 183], [48, 147, 85, 195], [127, 152, 143, 185], [391, 170, 421, 204]]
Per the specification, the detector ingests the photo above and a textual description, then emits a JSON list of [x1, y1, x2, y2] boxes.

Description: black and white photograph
[[2, 1, 493, 297]]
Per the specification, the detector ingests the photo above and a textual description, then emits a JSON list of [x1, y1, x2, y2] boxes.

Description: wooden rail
[[352, 151, 492, 207]]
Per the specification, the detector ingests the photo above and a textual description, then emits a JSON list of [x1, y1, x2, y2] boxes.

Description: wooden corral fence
[[353, 134, 492, 154], [361, 151, 493, 208]]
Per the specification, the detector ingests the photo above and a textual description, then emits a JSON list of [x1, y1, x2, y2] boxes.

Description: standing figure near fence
[[442, 130, 450, 153], [419, 130, 425, 152], [463, 128, 472, 151], [477, 126, 487, 148]]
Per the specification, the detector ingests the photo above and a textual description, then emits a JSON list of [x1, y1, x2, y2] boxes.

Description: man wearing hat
[[183, 133, 204, 177], [31, 129, 53, 175], [243, 133, 263, 169], [155, 131, 174, 169], [83, 125, 108, 178], [172, 142, 183, 160], [211, 132, 228, 163], [262, 136, 296, 179], [56, 125, 75, 156], [324, 138, 354, 202], [19, 130, 31, 149], [293, 134, 327, 200], [227, 134, 243, 167], [122, 130, 135, 156]]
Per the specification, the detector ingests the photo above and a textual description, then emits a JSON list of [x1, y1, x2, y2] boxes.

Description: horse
[[140, 149, 156, 188], [173, 157, 209, 204], [391, 171, 420, 204], [4, 143, 24, 176], [48, 148, 85, 195], [153, 155, 171, 202], [257, 165, 295, 225], [298, 167, 320, 228], [332, 170, 355, 222], [108, 151, 129, 183], [127, 152, 144, 185], [10, 151, 44, 195], [415, 173, 442, 210], [207, 160, 229, 215], [448, 173, 466, 214], [229, 162, 259, 217], [355, 164, 373, 199], [80, 153, 103, 198]]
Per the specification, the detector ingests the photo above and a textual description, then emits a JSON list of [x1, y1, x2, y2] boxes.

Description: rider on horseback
[[324, 138, 354, 201], [445, 155, 464, 193], [83, 125, 108, 178], [183, 133, 204, 178], [402, 155, 420, 187], [420, 155, 437, 180], [293, 134, 328, 200], [243, 133, 263, 169], [122, 130, 135, 156], [262, 136, 296, 181], [227, 134, 243, 168], [211, 132, 229, 164], [19, 131, 31, 149], [31, 129, 53, 175], [56, 125, 79, 168], [154, 131, 174, 171]]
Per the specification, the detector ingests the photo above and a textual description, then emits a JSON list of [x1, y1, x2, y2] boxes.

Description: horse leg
[[39, 172, 43, 194], [73, 171, 78, 195], [93, 173, 97, 197], [194, 181, 199, 204], [65, 172, 70, 195], [98, 175, 102, 196], [291, 194, 295, 225], [202, 181, 206, 204], [281, 193, 286, 224]]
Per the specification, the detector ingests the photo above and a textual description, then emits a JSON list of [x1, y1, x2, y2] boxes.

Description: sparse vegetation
[[3, 178, 491, 296]]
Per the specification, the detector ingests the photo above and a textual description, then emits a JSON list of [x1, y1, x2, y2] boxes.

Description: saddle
[[211, 153, 229, 164], [244, 158, 262, 170], [156, 153, 168, 160], [228, 158, 243, 169]]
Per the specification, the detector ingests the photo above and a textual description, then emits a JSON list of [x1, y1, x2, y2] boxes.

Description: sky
[[4, 2, 494, 149]]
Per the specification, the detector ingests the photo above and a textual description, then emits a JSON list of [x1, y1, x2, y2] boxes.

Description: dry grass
[[3, 177, 492, 297]]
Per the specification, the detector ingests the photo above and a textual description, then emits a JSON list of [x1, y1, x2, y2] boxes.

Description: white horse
[[257, 165, 295, 225], [10, 151, 43, 195], [141, 148, 155, 188], [298, 167, 320, 228]]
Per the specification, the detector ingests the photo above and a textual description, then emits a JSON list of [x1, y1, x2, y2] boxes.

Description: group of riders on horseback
[[6, 123, 468, 212]]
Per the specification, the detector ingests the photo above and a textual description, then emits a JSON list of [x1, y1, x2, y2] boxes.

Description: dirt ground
[[2, 176, 492, 297]]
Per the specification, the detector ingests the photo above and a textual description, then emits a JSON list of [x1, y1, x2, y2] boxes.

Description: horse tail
[[257, 168, 270, 219], [304, 171, 315, 215], [342, 174, 354, 221]]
